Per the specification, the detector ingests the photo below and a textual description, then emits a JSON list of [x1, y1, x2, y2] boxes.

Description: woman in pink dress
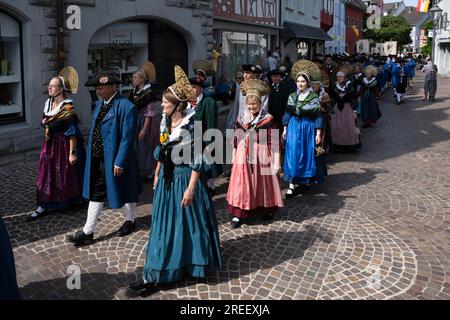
[[226, 79, 283, 229]]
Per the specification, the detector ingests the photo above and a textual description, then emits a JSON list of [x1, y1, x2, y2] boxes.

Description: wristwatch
[[70, 150, 77, 155]]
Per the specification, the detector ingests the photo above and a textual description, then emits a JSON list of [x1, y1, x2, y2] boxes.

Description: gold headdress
[[58, 66, 79, 94], [168, 65, 196, 102], [240, 79, 270, 99], [291, 60, 321, 83], [141, 61, 157, 83], [364, 65, 378, 77], [192, 59, 214, 77]]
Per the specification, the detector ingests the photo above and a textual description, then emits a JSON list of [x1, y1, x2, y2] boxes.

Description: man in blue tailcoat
[[67, 72, 142, 246]]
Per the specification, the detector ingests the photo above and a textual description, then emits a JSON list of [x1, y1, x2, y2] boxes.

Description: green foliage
[[421, 20, 433, 55], [365, 16, 413, 48]]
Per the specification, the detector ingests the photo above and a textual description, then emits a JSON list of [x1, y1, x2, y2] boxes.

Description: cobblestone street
[[1, 73, 449, 300]]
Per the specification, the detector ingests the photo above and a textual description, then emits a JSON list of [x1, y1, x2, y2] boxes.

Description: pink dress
[[226, 115, 284, 219]]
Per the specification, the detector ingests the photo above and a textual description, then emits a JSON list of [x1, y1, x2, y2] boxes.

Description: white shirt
[[268, 56, 278, 71], [104, 91, 118, 105]]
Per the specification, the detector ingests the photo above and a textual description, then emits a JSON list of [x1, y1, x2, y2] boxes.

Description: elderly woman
[[128, 66, 222, 293], [283, 60, 323, 198], [129, 65, 160, 181], [360, 65, 382, 128], [28, 67, 85, 222], [329, 70, 361, 152]]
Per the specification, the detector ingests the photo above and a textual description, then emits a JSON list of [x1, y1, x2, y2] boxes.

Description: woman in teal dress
[[129, 66, 222, 293]]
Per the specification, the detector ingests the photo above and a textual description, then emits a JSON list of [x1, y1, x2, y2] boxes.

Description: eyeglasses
[[48, 84, 61, 89]]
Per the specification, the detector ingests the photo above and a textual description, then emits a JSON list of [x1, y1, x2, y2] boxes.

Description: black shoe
[[231, 218, 242, 229], [128, 279, 152, 291], [25, 210, 46, 222], [66, 231, 94, 246], [117, 221, 136, 237]]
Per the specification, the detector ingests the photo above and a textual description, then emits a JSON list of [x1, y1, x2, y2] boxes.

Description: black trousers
[[90, 158, 107, 202]]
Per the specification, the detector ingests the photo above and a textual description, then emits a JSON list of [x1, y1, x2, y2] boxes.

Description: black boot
[[128, 279, 152, 291], [66, 231, 94, 246], [117, 221, 136, 237]]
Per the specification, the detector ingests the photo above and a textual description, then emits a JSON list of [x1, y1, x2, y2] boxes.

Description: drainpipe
[[56, 0, 65, 70]]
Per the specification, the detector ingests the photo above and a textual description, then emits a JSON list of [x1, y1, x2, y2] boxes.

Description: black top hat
[[85, 72, 122, 87], [189, 76, 205, 88], [268, 69, 284, 77]]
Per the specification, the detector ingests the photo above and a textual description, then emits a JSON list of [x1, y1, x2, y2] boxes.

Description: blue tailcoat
[[82, 94, 142, 209]]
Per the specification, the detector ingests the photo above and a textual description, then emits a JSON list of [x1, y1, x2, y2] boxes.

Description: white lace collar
[[44, 98, 73, 116], [134, 83, 151, 95], [335, 81, 351, 91], [363, 77, 377, 85]]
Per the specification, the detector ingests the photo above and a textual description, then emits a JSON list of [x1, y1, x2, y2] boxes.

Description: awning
[[283, 21, 334, 42]]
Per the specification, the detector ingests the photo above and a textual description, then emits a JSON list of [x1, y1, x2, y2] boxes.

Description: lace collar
[[335, 81, 351, 92], [363, 77, 377, 86]]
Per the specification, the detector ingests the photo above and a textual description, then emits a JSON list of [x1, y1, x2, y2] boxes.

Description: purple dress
[[36, 99, 85, 209]]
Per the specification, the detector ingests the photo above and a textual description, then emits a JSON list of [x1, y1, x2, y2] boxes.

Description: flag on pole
[[417, 0, 430, 13]]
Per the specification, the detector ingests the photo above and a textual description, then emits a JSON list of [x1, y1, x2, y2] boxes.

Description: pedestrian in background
[[422, 57, 438, 102]]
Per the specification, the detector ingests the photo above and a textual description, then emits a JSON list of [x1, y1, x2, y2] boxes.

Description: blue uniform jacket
[[82, 93, 142, 209]]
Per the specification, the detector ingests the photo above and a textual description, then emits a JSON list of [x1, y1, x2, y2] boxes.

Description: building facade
[[433, 0, 450, 76], [213, 0, 280, 80], [280, 0, 333, 61], [326, 0, 348, 54], [0, 0, 213, 157], [399, 6, 429, 53], [345, 0, 366, 54]]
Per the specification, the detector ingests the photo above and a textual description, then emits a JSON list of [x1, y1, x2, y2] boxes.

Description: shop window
[[88, 20, 188, 102], [0, 11, 24, 124], [221, 31, 268, 79]]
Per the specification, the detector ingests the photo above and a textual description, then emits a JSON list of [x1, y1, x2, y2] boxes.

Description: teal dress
[[142, 115, 222, 284]]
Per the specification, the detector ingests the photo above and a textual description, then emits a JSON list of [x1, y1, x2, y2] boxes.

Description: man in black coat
[[268, 69, 295, 129]]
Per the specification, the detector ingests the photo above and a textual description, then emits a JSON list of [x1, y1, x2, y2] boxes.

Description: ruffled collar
[[335, 81, 351, 92], [134, 83, 152, 95], [44, 98, 73, 116], [363, 77, 377, 86]]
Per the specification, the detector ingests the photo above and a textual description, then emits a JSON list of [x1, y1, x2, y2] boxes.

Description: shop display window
[[0, 11, 24, 124]]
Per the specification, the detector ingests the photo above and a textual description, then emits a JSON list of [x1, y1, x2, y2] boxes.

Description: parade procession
[[1, 0, 450, 304]]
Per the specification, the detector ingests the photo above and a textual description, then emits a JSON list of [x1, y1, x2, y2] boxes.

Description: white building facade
[[325, 0, 348, 54], [434, 0, 450, 76]]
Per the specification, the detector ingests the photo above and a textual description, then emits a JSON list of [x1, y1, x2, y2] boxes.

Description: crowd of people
[[0, 49, 439, 299]]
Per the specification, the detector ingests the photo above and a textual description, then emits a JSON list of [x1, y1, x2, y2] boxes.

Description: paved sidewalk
[[1, 72, 449, 300]]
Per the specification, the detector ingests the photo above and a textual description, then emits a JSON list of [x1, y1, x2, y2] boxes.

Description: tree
[[421, 20, 433, 56], [365, 16, 413, 48]]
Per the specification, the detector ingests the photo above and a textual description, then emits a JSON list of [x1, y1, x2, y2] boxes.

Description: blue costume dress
[[0, 217, 21, 300], [142, 110, 222, 284], [283, 89, 324, 185], [360, 77, 382, 125]]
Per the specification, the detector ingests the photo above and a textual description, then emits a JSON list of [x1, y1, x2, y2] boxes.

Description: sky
[[384, 0, 419, 6]]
